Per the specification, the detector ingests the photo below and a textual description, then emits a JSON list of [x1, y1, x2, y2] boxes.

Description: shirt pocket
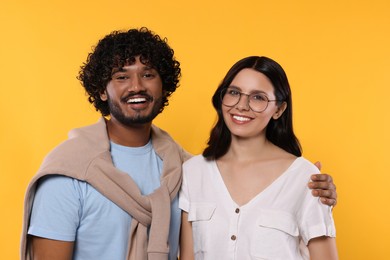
[[188, 203, 216, 257], [251, 209, 301, 260]]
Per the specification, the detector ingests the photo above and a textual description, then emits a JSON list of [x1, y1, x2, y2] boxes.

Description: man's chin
[[115, 112, 160, 126], [108, 97, 163, 126]]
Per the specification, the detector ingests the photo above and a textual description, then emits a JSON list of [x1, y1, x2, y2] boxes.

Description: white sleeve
[[298, 182, 336, 245]]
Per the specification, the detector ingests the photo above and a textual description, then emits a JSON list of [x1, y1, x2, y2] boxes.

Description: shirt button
[[231, 235, 237, 240], [235, 208, 240, 214]]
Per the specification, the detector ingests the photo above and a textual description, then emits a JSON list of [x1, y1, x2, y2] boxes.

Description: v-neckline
[[211, 157, 301, 208]]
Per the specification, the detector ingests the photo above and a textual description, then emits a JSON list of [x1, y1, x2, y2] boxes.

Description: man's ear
[[272, 102, 287, 119], [100, 91, 108, 101]]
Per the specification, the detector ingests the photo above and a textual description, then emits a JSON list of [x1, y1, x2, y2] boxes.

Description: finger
[[314, 161, 322, 170], [320, 197, 337, 207], [312, 189, 337, 200], [311, 189, 320, 197], [311, 173, 333, 182], [309, 181, 336, 190]]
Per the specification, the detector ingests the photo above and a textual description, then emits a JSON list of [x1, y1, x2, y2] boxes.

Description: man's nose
[[128, 76, 145, 92]]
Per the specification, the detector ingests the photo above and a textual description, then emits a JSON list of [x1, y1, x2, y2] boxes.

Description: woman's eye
[[252, 94, 267, 101], [228, 89, 240, 96]]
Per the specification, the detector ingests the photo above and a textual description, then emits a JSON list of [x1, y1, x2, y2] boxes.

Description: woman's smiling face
[[222, 68, 285, 139]]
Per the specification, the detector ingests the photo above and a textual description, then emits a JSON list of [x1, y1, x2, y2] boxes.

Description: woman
[[179, 56, 338, 259]]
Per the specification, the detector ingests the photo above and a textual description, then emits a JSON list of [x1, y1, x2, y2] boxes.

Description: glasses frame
[[220, 87, 280, 113]]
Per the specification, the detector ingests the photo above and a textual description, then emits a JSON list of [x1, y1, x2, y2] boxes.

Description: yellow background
[[1, 0, 389, 259]]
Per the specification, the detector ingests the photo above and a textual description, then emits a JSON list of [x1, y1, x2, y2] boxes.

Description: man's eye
[[115, 75, 128, 80], [143, 73, 155, 78]]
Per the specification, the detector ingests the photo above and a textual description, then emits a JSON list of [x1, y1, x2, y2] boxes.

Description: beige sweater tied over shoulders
[[20, 118, 191, 260]]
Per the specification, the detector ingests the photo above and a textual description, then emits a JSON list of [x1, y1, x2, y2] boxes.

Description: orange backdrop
[[1, 0, 389, 259]]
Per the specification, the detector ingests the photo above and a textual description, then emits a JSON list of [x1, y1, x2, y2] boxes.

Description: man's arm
[[27, 176, 79, 260], [309, 161, 337, 207], [30, 236, 74, 260]]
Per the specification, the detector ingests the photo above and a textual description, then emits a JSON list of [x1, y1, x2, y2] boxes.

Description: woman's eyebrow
[[228, 85, 240, 90], [228, 85, 267, 94]]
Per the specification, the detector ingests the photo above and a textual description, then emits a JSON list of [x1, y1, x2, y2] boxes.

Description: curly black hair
[[77, 27, 181, 116]]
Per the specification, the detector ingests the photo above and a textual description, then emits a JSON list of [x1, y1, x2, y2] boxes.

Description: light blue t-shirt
[[28, 140, 181, 260]]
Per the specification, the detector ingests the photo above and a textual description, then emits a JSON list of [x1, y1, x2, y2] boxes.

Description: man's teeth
[[233, 115, 250, 122], [127, 97, 147, 103]]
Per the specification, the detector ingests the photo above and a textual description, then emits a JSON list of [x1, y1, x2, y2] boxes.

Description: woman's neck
[[224, 135, 271, 162]]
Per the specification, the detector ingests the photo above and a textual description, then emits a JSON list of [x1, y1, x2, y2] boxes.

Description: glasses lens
[[221, 88, 240, 107], [248, 93, 269, 112]]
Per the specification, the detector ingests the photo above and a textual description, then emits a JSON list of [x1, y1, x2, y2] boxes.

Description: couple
[[21, 28, 338, 259]]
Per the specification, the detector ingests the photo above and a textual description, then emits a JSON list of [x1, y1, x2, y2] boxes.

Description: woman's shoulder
[[182, 155, 216, 179], [183, 154, 210, 167], [287, 157, 320, 178], [271, 143, 318, 174], [295, 157, 319, 170]]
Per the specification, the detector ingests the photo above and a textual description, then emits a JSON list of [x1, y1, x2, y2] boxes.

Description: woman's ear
[[273, 102, 287, 119], [100, 91, 108, 101]]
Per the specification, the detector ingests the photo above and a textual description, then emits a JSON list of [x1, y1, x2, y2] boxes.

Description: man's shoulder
[[37, 119, 109, 178]]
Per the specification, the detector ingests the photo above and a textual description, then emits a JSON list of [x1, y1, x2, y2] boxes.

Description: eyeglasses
[[220, 87, 280, 113]]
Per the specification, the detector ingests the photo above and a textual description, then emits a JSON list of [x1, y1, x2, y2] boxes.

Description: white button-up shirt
[[179, 155, 335, 260]]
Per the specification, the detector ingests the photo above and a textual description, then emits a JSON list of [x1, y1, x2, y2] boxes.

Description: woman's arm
[[308, 236, 338, 260], [180, 211, 195, 260]]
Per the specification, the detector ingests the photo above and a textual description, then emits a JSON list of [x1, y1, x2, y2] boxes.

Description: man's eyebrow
[[111, 67, 127, 74], [110, 65, 156, 76], [142, 65, 156, 71]]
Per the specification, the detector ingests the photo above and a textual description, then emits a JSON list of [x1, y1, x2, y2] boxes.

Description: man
[[21, 28, 337, 260]]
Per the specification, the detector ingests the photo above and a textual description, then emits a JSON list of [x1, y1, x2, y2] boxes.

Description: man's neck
[[105, 118, 152, 147]]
